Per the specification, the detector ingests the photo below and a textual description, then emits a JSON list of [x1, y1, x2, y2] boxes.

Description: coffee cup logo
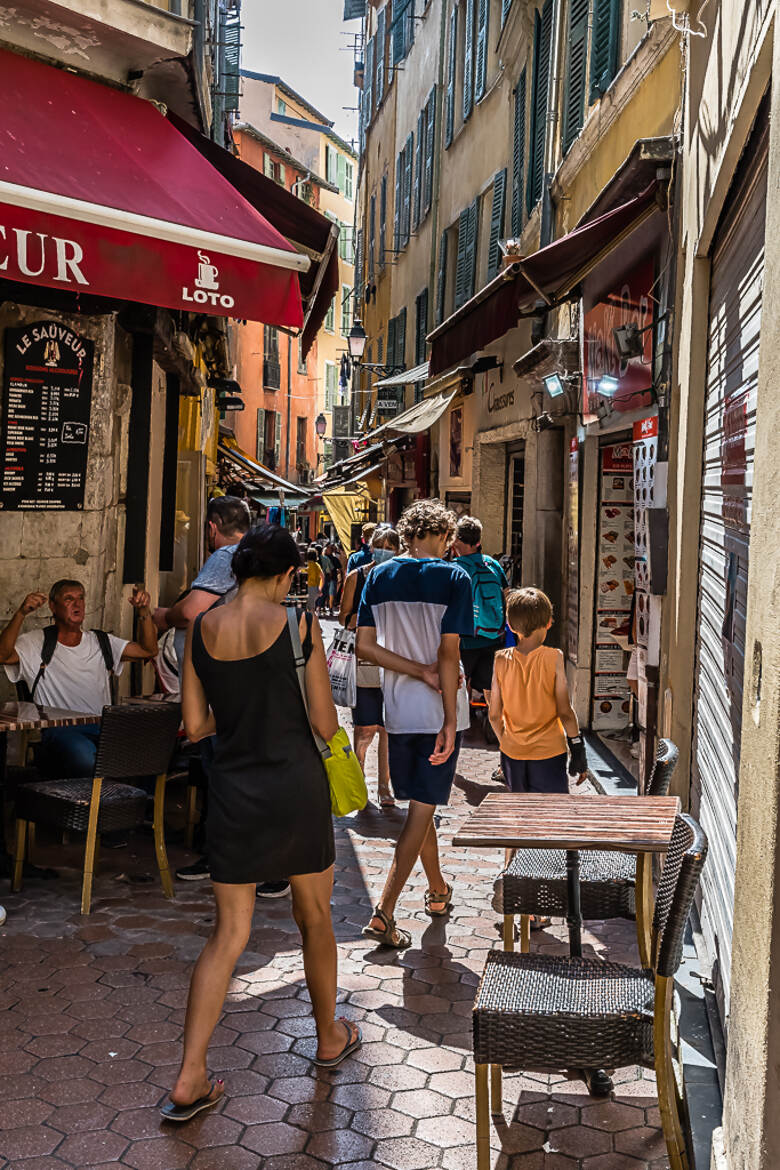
[[182, 251, 235, 309], [194, 251, 220, 291]]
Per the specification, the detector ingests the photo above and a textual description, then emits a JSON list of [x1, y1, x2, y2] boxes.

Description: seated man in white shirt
[[0, 579, 157, 777]]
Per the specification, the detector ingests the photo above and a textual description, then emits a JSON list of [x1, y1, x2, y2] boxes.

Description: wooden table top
[[453, 793, 681, 853], [0, 702, 98, 732]]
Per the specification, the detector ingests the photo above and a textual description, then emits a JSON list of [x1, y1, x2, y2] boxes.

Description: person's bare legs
[[353, 725, 376, 775], [289, 866, 357, 1059], [170, 881, 255, 1106], [377, 729, 394, 805], [419, 819, 448, 905], [369, 800, 439, 938]]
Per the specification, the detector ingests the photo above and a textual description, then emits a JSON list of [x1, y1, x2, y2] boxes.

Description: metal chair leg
[[520, 913, 531, 953], [502, 914, 515, 952], [12, 819, 26, 892], [81, 777, 103, 916], [475, 1063, 490, 1170], [654, 974, 689, 1170], [153, 774, 174, 900], [490, 1064, 502, 1116]]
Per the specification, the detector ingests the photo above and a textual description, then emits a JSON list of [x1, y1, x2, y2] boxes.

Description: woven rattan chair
[[502, 739, 679, 961], [12, 703, 182, 914], [473, 811, 707, 1170]]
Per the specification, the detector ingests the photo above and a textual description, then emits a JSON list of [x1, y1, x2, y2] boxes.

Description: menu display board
[[592, 441, 634, 730], [0, 322, 93, 511]]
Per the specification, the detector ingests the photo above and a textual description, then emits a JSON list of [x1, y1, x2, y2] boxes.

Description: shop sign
[[583, 255, 655, 419], [479, 372, 516, 427], [0, 321, 94, 511], [377, 398, 400, 414]]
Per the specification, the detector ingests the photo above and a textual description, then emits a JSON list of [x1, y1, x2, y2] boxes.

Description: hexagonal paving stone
[[305, 1126, 374, 1162], [87, 1059, 152, 1086], [374, 1135, 444, 1170], [352, 1107, 414, 1139], [329, 1082, 391, 1111], [286, 1101, 352, 1132], [190, 1144, 266, 1169], [580, 1098, 646, 1131], [369, 1063, 428, 1092], [121, 1136, 194, 1170], [0, 1124, 62, 1161], [0, 1097, 54, 1129], [240, 1121, 308, 1156], [221, 1094, 287, 1125], [416, 1113, 476, 1149], [582, 1155, 648, 1170], [613, 1124, 667, 1158], [405, 1046, 465, 1074], [98, 1081, 164, 1111], [516, 1099, 581, 1130], [426, 1070, 476, 1099], [548, 1123, 612, 1158], [392, 1088, 453, 1119], [51, 1131, 130, 1165], [267, 1075, 327, 1106], [46, 1101, 117, 1134]]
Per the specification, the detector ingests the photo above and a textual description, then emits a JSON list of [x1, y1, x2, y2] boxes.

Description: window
[[274, 411, 282, 471], [296, 416, 307, 468], [415, 286, 429, 368], [376, 6, 387, 104], [263, 326, 281, 389], [423, 88, 436, 216], [325, 361, 338, 409], [339, 221, 354, 263], [444, 5, 457, 148], [297, 342, 307, 375], [364, 36, 375, 126], [463, 0, 474, 122], [277, 97, 287, 115], [322, 438, 334, 468], [474, 0, 489, 102], [368, 193, 376, 280], [590, 0, 622, 102], [391, 0, 414, 67], [435, 229, 448, 324], [341, 285, 353, 336], [326, 144, 337, 186], [344, 158, 354, 200], [263, 153, 286, 185], [395, 134, 413, 252], [501, 0, 513, 25], [487, 169, 507, 280], [260, 409, 278, 469], [527, 0, 553, 215], [296, 180, 313, 204], [324, 296, 335, 333], [256, 407, 265, 463], [379, 174, 387, 269], [326, 147, 353, 200], [562, 0, 589, 153], [377, 335, 384, 364], [413, 110, 424, 232], [511, 67, 527, 236], [454, 200, 478, 309]]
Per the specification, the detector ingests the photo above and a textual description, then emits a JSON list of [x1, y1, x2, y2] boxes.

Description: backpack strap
[[27, 624, 59, 701], [91, 629, 115, 674], [286, 607, 326, 754]]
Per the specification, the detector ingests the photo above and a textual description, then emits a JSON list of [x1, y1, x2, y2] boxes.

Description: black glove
[[567, 734, 587, 777]]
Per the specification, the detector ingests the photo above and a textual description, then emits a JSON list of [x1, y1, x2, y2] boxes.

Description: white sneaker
[[0, 905, 6, 927]]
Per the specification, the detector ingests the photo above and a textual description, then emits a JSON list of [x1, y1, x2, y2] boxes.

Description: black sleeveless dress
[[191, 612, 335, 884]]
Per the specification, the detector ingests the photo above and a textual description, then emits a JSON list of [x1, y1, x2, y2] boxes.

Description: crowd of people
[[0, 495, 589, 1122]]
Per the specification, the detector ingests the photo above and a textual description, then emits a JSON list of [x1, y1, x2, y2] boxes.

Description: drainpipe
[[285, 334, 292, 479]]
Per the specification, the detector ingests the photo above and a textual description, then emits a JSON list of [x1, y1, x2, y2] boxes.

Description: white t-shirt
[[4, 629, 129, 715]]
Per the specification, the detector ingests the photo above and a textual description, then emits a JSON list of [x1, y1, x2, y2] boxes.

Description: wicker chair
[[473, 812, 707, 1170], [501, 738, 679, 962], [12, 703, 182, 914]]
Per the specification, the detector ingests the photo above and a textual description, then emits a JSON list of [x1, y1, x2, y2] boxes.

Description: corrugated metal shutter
[[692, 141, 767, 1030]]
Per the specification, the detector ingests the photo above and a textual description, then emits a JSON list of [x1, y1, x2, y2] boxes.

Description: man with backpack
[[452, 515, 509, 707], [0, 579, 157, 777]]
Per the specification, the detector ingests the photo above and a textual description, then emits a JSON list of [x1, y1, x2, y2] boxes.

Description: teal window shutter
[[487, 169, 507, 279], [501, 0, 513, 25], [256, 408, 265, 463], [368, 193, 376, 279], [364, 37, 375, 125], [511, 68, 526, 236], [445, 6, 457, 148], [415, 287, 429, 366], [464, 198, 479, 301], [423, 87, 436, 215], [397, 306, 407, 368], [562, 0, 589, 154], [475, 0, 489, 102], [454, 207, 470, 309], [274, 412, 282, 470], [394, 150, 402, 250], [413, 110, 424, 230], [402, 132, 413, 246], [463, 0, 474, 123], [376, 7, 386, 104], [379, 174, 387, 269], [436, 230, 448, 324], [388, 316, 397, 367], [590, 0, 622, 102], [526, 0, 553, 215]]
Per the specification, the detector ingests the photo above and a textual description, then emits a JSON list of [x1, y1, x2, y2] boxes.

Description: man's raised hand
[[129, 586, 151, 611], [19, 592, 47, 616]]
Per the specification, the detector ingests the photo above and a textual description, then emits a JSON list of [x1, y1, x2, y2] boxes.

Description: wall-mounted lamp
[[597, 375, 620, 396], [315, 412, 328, 438], [543, 373, 565, 398]]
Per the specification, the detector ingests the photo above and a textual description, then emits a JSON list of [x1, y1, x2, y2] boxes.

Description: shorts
[[388, 732, 464, 806], [352, 686, 384, 728], [501, 751, 568, 794], [461, 637, 505, 693]]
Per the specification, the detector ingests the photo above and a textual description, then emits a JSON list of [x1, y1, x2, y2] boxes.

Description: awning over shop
[[218, 440, 312, 498], [427, 181, 662, 376], [361, 388, 458, 444], [372, 362, 430, 389], [251, 490, 311, 508], [322, 485, 373, 551], [0, 48, 309, 326]]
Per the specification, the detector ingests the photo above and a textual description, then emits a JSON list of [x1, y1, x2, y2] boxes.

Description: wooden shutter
[[511, 68, 526, 236], [475, 0, 489, 102], [454, 207, 470, 309], [368, 193, 376, 279], [403, 132, 413, 246], [415, 287, 429, 365], [562, 0, 589, 153], [463, 0, 475, 122], [387, 316, 397, 366], [256, 408, 265, 463], [379, 174, 387, 268], [353, 228, 363, 305], [413, 110, 424, 231], [364, 36, 375, 125], [397, 306, 407, 368], [590, 0, 622, 102], [376, 6, 386, 103], [337, 153, 348, 196], [487, 169, 507, 279], [423, 87, 436, 215], [391, 0, 409, 65], [222, 11, 241, 113], [501, 0, 513, 25], [394, 150, 402, 250], [274, 412, 282, 470], [526, 0, 553, 215], [436, 230, 448, 324], [464, 198, 478, 301], [445, 6, 457, 148]]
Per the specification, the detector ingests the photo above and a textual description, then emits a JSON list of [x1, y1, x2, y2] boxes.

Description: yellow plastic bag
[[321, 727, 368, 817]]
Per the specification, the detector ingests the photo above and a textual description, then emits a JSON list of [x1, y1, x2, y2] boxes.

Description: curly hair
[[397, 499, 457, 546]]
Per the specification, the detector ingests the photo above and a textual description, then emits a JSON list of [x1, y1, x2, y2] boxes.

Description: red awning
[[428, 182, 662, 376], [0, 48, 309, 326]]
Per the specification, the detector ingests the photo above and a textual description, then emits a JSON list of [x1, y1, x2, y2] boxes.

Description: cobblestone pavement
[[0, 723, 668, 1170]]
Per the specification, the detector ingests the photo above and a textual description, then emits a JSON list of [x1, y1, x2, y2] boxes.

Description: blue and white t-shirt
[[357, 557, 474, 735]]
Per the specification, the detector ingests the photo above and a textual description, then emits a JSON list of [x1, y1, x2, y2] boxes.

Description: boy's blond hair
[[506, 587, 553, 638], [361, 522, 377, 542], [397, 499, 457, 545]]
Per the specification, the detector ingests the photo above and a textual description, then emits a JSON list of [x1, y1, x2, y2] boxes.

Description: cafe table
[[453, 791, 681, 1094], [0, 701, 98, 878]]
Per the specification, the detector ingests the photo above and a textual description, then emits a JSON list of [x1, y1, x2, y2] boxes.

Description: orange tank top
[[494, 645, 567, 760]]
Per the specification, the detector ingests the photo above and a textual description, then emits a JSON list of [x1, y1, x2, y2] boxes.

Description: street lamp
[[348, 320, 367, 362], [315, 412, 328, 438]]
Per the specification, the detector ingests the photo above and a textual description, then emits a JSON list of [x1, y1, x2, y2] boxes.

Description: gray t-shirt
[[173, 544, 238, 671]]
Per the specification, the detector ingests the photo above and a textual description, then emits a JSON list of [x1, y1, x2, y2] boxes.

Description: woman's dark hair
[[231, 524, 301, 582]]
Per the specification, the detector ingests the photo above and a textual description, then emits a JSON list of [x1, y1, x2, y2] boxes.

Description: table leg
[[0, 731, 11, 875], [636, 852, 653, 969], [567, 849, 613, 1097]]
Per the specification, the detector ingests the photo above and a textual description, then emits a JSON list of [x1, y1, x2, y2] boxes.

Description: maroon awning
[[169, 113, 339, 358], [428, 182, 662, 377]]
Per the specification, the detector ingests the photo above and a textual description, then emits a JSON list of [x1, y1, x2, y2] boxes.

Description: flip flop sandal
[[424, 883, 453, 917], [362, 904, 412, 948], [379, 796, 396, 809], [312, 1018, 362, 1068], [160, 1080, 223, 1122]]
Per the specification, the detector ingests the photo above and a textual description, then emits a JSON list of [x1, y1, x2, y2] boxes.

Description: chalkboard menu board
[[0, 321, 94, 511]]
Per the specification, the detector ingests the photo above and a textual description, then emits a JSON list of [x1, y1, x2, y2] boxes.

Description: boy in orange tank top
[[488, 587, 587, 793]]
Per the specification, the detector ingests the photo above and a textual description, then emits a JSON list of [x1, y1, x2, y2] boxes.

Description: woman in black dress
[[164, 526, 360, 1120]]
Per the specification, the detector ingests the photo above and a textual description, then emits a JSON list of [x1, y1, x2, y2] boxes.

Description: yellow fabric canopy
[[322, 484, 373, 550]]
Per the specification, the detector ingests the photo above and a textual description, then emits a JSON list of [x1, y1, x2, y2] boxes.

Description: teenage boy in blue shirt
[[356, 499, 474, 947]]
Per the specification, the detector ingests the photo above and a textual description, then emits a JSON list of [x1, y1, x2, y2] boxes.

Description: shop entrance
[[504, 445, 525, 586]]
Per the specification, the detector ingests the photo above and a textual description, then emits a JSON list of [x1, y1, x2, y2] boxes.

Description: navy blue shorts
[[352, 686, 384, 728], [388, 732, 463, 806], [501, 752, 568, 794]]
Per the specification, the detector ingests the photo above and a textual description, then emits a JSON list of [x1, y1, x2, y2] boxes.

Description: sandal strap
[[371, 905, 410, 947], [425, 883, 452, 907]]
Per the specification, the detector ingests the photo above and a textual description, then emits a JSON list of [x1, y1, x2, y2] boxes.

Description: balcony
[[263, 360, 282, 391]]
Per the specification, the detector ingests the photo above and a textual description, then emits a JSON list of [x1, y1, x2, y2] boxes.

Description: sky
[[242, 0, 360, 145]]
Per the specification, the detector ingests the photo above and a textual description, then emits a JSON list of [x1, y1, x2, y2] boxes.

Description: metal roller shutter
[[691, 136, 767, 1031]]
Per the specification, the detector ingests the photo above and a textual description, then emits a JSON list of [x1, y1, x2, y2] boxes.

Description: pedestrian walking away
[[306, 547, 324, 613], [347, 522, 376, 572], [452, 514, 510, 705], [356, 499, 474, 947], [164, 524, 359, 1121], [339, 524, 401, 808]]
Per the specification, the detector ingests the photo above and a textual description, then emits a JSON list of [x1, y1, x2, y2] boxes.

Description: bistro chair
[[12, 703, 182, 914], [473, 811, 707, 1170], [501, 738, 679, 961]]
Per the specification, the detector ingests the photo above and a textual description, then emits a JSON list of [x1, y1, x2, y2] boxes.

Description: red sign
[[601, 442, 633, 473], [633, 415, 658, 442], [583, 255, 655, 418]]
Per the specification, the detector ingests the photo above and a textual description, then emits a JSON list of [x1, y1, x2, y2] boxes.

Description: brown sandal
[[424, 883, 453, 917], [362, 905, 412, 948]]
